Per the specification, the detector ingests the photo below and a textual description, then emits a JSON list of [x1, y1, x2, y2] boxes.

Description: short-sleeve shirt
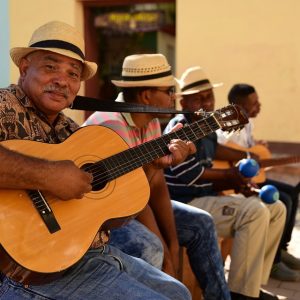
[[163, 114, 218, 203], [83, 93, 161, 147], [217, 119, 255, 148], [0, 84, 78, 143]]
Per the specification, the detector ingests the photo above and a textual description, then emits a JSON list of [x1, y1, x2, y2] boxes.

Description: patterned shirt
[[0, 84, 78, 143]]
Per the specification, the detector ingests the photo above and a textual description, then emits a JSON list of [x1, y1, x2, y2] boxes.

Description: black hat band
[[182, 79, 210, 91], [30, 39, 85, 60], [121, 70, 172, 81]]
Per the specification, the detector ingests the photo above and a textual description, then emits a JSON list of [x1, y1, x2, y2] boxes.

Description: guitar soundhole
[[81, 163, 108, 191]]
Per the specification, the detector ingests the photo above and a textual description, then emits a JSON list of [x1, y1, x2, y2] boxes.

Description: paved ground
[[223, 163, 300, 300], [261, 165, 300, 300]]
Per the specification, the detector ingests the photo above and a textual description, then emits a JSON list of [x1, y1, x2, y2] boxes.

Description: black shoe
[[259, 289, 279, 300], [230, 291, 258, 300], [281, 249, 300, 270], [271, 261, 300, 281]]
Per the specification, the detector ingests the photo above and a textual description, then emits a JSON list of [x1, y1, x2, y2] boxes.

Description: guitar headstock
[[213, 104, 249, 132]]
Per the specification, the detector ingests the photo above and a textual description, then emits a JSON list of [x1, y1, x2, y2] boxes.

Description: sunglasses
[[154, 86, 176, 96]]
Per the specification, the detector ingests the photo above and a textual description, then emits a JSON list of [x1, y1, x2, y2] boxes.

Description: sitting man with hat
[[0, 20, 194, 300], [163, 66, 286, 300], [84, 54, 231, 300]]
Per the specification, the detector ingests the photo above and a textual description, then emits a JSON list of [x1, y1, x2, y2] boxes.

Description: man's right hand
[[45, 160, 93, 200]]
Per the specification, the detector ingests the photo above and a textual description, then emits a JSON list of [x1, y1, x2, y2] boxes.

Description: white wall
[[177, 0, 300, 143]]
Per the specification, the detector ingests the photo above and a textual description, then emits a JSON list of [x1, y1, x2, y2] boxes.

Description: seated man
[[217, 83, 300, 281], [164, 66, 286, 300], [84, 54, 231, 300], [0, 21, 192, 300]]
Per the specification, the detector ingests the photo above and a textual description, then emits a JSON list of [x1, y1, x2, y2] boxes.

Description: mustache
[[43, 85, 69, 98]]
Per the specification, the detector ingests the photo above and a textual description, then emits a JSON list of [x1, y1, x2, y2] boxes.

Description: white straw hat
[[179, 66, 223, 95], [112, 54, 175, 87], [10, 21, 97, 81]]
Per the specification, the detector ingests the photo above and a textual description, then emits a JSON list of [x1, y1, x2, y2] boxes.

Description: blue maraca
[[238, 158, 259, 178], [258, 184, 280, 204], [238, 159, 278, 204], [250, 184, 279, 204]]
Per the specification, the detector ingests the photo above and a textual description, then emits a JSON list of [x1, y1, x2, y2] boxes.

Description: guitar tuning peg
[[222, 130, 235, 139], [194, 108, 209, 118]]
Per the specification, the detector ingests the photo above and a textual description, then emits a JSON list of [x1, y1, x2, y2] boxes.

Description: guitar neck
[[259, 156, 300, 169], [96, 114, 221, 181]]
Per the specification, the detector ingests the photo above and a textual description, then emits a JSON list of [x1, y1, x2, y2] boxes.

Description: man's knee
[[268, 199, 286, 224]]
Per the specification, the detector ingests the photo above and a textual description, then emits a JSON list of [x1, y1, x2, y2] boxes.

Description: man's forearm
[[0, 145, 52, 190]]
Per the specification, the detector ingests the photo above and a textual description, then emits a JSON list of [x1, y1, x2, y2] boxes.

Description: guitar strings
[[85, 118, 225, 186], [84, 116, 221, 187], [83, 105, 242, 187]]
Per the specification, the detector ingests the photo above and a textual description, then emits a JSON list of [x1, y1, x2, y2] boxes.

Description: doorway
[[83, 1, 176, 105]]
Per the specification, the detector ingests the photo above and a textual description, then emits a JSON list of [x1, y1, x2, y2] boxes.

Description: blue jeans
[[0, 245, 190, 300], [110, 219, 164, 269], [111, 201, 230, 300], [172, 201, 230, 300]]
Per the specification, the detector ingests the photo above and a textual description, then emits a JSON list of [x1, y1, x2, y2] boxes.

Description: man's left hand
[[152, 123, 196, 169]]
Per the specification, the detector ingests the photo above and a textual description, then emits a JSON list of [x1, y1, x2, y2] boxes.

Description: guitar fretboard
[[259, 156, 300, 168], [87, 114, 220, 185]]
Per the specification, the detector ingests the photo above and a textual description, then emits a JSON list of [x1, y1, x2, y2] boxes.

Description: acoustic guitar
[[0, 105, 248, 284], [214, 142, 300, 183]]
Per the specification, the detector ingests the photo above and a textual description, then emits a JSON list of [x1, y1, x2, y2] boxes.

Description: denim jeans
[[110, 219, 164, 269], [110, 201, 230, 300], [0, 245, 190, 300], [172, 200, 230, 300]]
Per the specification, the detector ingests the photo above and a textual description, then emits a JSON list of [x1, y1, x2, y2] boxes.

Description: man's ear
[[140, 89, 151, 105], [19, 58, 30, 78]]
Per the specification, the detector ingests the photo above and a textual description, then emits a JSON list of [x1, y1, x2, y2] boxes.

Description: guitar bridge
[[27, 190, 61, 234]]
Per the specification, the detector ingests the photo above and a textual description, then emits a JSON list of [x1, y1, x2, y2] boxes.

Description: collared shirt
[[0, 84, 78, 142], [163, 114, 217, 203], [83, 93, 161, 147], [217, 119, 255, 148]]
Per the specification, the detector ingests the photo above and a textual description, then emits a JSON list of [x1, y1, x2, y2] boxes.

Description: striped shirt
[[83, 93, 161, 148], [163, 114, 217, 203]]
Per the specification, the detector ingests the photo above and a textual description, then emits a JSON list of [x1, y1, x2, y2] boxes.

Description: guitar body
[[0, 126, 149, 283], [214, 142, 272, 183]]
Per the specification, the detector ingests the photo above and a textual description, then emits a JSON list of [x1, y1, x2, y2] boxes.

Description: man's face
[[181, 88, 215, 115], [147, 86, 176, 118], [242, 92, 261, 118], [19, 50, 82, 122]]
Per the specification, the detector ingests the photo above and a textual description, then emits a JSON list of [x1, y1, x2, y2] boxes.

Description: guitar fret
[[95, 117, 222, 182], [86, 105, 246, 186]]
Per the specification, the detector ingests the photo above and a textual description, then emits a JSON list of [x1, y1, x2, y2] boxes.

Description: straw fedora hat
[[10, 21, 97, 81], [179, 66, 223, 95], [112, 54, 175, 87]]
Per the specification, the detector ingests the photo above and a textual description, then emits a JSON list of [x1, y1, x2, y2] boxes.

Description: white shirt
[[217, 118, 255, 148]]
